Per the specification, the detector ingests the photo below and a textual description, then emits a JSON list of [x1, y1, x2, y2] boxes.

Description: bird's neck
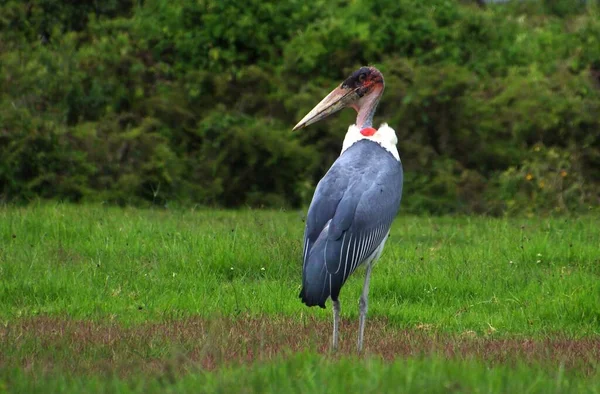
[[355, 84, 383, 129]]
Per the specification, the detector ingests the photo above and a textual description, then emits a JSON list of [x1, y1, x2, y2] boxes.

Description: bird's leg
[[332, 299, 341, 350], [357, 261, 374, 353]]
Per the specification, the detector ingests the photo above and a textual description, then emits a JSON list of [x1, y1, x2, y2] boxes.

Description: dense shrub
[[0, 108, 94, 202], [1, 0, 599, 214]]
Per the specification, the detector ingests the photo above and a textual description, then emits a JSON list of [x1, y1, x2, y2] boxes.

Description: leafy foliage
[[1, 0, 599, 214]]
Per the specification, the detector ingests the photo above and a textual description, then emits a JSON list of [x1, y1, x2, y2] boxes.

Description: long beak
[[293, 85, 359, 131]]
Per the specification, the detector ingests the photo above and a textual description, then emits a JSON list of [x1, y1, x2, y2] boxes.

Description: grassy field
[[0, 203, 599, 393]]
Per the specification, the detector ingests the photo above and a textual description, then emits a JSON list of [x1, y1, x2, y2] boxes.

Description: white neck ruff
[[341, 123, 400, 161]]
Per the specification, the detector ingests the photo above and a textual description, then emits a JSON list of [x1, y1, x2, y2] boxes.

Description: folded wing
[[300, 140, 403, 307]]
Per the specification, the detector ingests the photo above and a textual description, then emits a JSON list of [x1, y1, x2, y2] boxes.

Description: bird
[[293, 66, 404, 352]]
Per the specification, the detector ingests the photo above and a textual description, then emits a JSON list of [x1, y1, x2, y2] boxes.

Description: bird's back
[[300, 139, 403, 308]]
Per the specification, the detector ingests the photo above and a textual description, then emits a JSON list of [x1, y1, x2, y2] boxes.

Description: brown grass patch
[[1, 315, 598, 377]]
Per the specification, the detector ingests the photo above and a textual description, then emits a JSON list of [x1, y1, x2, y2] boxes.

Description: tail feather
[[299, 222, 343, 309], [299, 252, 329, 308]]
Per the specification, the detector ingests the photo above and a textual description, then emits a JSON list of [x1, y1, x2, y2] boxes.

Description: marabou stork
[[293, 66, 404, 352]]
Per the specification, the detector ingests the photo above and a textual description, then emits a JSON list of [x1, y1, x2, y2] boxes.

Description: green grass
[[2, 354, 598, 394], [0, 202, 599, 392], [1, 202, 598, 334]]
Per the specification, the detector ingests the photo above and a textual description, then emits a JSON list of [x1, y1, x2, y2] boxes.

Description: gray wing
[[300, 140, 403, 307]]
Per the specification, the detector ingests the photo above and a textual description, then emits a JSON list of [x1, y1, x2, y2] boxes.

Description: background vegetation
[[1, 0, 599, 214]]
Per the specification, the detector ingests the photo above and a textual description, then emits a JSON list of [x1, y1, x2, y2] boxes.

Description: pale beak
[[293, 85, 360, 131]]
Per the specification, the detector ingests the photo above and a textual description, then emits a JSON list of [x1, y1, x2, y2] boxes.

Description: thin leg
[[332, 299, 341, 350], [357, 261, 374, 352]]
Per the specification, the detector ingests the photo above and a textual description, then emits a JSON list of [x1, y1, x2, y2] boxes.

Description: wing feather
[[300, 139, 404, 307]]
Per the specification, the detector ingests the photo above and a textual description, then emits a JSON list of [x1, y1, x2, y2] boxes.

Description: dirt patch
[[1, 315, 598, 377]]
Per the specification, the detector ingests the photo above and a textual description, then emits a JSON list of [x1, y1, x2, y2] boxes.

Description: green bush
[[493, 144, 594, 215], [1, 0, 599, 214], [184, 111, 318, 208], [0, 109, 94, 202]]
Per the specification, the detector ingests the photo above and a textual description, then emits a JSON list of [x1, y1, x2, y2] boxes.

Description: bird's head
[[293, 66, 385, 131]]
